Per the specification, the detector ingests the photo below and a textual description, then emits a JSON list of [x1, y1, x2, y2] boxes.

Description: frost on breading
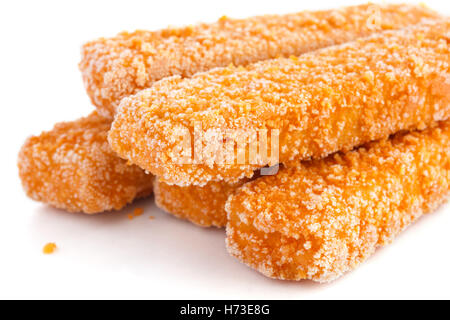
[[110, 20, 450, 186], [225, 121, 450, 282], [80, 4, 439, 118]]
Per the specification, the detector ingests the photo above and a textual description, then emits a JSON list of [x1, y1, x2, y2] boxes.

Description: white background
[[0, 0, 449, 299]]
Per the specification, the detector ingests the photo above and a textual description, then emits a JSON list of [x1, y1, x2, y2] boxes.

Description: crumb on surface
[[43, 243, 57, 255], [133, 207, 144, 216]]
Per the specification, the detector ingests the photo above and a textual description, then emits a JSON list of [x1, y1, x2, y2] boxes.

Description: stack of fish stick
[[18, 3, 449, 282]]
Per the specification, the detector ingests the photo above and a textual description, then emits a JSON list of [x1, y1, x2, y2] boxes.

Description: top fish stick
[[80, 3, 439, 117], [109, 20, 450, 186]]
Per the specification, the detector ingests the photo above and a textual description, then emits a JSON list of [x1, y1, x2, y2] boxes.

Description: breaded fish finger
[[109, 20, 450, 186], [18, 112, 153, 214], [80, 3, 439, 117], [226, 121, 450, 283], [154, 178, 248, 227]]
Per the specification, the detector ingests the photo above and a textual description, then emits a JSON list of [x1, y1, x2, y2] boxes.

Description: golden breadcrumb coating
[[109, 20, 450, 186], [18, 112, 154, 214], [80, 3, 439, 117], [154, 178, 248, 227], [226, 121, 450, 283]]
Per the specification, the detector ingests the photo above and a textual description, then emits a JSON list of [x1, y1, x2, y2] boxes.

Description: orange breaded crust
[[80, 3, 439, 117], [18, 112, 154, 214], [154, 178, 248, 227], [109, 20, 450, 186], [226, 121, 450, 283]]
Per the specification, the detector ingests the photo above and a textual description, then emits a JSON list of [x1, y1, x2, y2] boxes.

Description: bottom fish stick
[[18, 111, 154, 214], [226, 121, 450, 283], [154, 179, 247, 227]]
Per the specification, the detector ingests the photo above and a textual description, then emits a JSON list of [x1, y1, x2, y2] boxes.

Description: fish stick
[[18, 111, 153, 214], [226, 121, 450, 283], [109, 20, 450, 186], [80, 3, 439, 118], [154, 178, 248, 227]]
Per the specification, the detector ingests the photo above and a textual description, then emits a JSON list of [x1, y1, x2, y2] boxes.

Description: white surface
[[0, 0, 449, 299]]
